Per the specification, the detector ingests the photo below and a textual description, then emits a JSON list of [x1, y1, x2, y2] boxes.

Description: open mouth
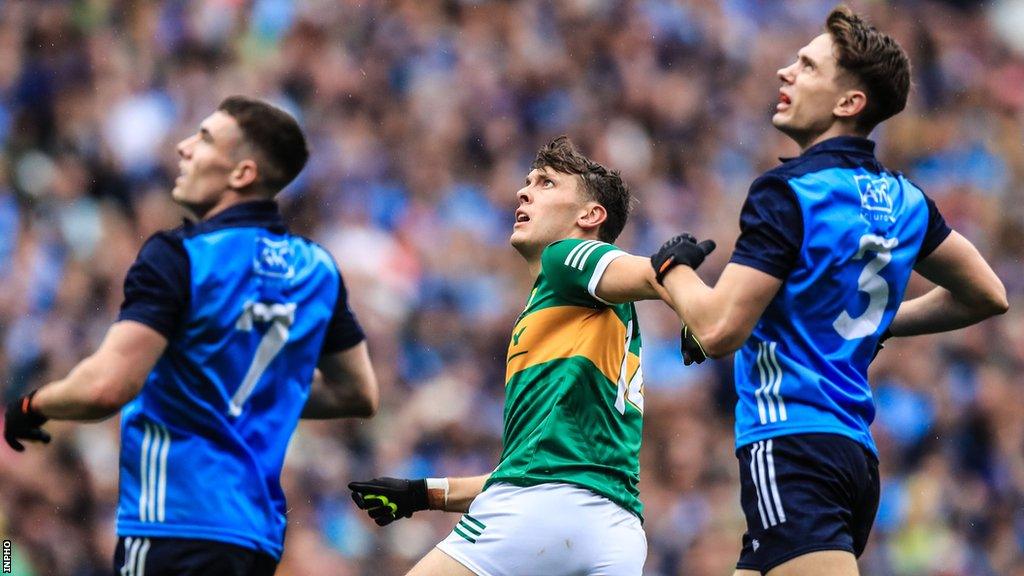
[[779, 91, 791, 105], [515, 211, 530, 224]]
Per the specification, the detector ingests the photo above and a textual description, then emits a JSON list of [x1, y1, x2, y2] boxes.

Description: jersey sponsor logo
[[453, 514, 486, 543], [854, 175, 896, 223], [563, 240, 605, 270], [253, 237, 296, 279], [138, 422, 171, 523]]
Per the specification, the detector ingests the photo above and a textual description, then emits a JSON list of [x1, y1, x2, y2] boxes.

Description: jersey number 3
[[229, 301, 296, 416], [833, 234, 899, 340]]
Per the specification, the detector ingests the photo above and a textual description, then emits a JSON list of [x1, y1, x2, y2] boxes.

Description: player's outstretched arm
[[302, 341, 379, 419], [887, 231, 1008, 337], [653, 234, 783, 358], [661, 263, 782, 358], [593, 254, 668, 304], [349, 475, 489, 525], [4, 320, 166, 450]]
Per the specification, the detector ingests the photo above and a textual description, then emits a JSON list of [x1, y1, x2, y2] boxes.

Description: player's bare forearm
[[594, 254, 666, 304], [302, 342, 379, 419], [437, 474, 490, 513], [889, 286, 1006, 337], [890, 231, 1008, 337], [32, 321, 165, 421], [33, 355, 128, 420], [661, 264, 783, 357]]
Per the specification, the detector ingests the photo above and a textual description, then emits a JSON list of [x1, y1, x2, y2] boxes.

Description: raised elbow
[[698, 324, 748, 359], [976, 282, 1009, 318], [358, 387, 379, 418], [986, 293, 1009, 317], [351, 376, 380, 418]]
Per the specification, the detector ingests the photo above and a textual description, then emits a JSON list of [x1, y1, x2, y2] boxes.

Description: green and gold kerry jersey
[[486, 238, 645, 519]]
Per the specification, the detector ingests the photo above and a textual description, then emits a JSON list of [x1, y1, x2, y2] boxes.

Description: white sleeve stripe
[[563, 240, 595, 266], [566, 240, 599, 268], [573, 241, 605, 270], [587, 249, 627, 304]]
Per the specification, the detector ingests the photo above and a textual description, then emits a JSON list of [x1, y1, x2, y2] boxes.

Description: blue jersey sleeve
[[917, 193, 952, 261], [729, 176, 803, 279], [321, 271, 366, 353], [118, 231, 190, 339]]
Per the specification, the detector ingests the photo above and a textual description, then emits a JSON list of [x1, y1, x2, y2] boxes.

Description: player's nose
[[777, 63, 795, 83], [516, 187, 531, 204], [176, 135, 195, 159]]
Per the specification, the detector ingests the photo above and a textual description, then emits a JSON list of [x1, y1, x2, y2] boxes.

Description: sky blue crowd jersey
[[114, 201, 364, 558], [729, 137, 951, 455]]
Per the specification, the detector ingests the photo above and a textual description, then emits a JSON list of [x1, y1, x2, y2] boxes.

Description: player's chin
[[509, 232, 527, 250], [509, 232, 537, 255]]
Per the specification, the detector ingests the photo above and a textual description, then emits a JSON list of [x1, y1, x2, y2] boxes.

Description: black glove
[[651, 233, 717, 285], [680, 324, 709, 366], [4, 391, 50, 452], [871, 329, 893, 362], [349, 477, 429, 526]]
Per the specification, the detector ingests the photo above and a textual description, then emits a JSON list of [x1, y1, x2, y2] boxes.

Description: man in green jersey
[[349, 136, 709, 576]]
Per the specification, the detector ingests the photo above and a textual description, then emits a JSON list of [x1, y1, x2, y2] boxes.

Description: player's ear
[[834, 88, 867, 121], [578, 202, 607, 234], [229, 159, 259, 191]]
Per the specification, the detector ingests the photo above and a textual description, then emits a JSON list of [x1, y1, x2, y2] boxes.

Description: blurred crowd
[[0, 0, 1022, 574]]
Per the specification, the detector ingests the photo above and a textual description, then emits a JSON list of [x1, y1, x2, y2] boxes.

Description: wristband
[[23, 390, 45, 420], [425, 477, 449, 510]]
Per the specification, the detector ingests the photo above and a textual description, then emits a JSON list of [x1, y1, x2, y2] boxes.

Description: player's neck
[[526, 258, 542, 280]]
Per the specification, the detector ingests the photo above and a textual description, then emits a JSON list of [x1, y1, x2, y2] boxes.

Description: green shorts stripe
[[453, 524, 477, 543], [458, 520, 482, 536], [463, 514, 486, 530]]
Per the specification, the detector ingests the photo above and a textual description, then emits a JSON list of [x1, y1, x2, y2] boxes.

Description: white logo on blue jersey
[[854, 175, 896, 222], [254, 237, 295, 278]]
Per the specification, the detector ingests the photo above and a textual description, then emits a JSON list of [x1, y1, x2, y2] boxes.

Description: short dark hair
[[532, 136, 632, 243], [826, 5, 911, 132], [217, 95, 309, 193]]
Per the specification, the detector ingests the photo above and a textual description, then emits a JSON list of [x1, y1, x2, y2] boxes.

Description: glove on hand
[[4, 391, 50, 452], [348, 477, 429, 526]]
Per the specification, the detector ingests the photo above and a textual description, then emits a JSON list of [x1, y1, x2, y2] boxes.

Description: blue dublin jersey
[[729, 137, 951, 455], [114, 201, 364, 558]]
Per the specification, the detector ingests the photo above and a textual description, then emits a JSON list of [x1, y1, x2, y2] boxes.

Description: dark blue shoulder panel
[[729, 174, 804, 280], [118, 229, 191, 339]]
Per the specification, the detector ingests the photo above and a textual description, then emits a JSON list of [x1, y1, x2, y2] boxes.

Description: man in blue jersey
[[652, 6, 1008, 576], [3, 96, 379, 575]]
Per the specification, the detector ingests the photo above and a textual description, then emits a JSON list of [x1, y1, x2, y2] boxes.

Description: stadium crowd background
[[0, 0, 1022, 574]]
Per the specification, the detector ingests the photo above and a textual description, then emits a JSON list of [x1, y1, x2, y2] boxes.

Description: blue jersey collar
[[185, 200, 286, 233], [781, 136, 876, 162]]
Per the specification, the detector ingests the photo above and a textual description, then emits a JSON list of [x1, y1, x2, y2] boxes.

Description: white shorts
[[436, 482, 646, 576]]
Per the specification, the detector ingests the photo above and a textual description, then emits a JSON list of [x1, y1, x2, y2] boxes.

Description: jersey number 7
[[229, 301, 297, 416]]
